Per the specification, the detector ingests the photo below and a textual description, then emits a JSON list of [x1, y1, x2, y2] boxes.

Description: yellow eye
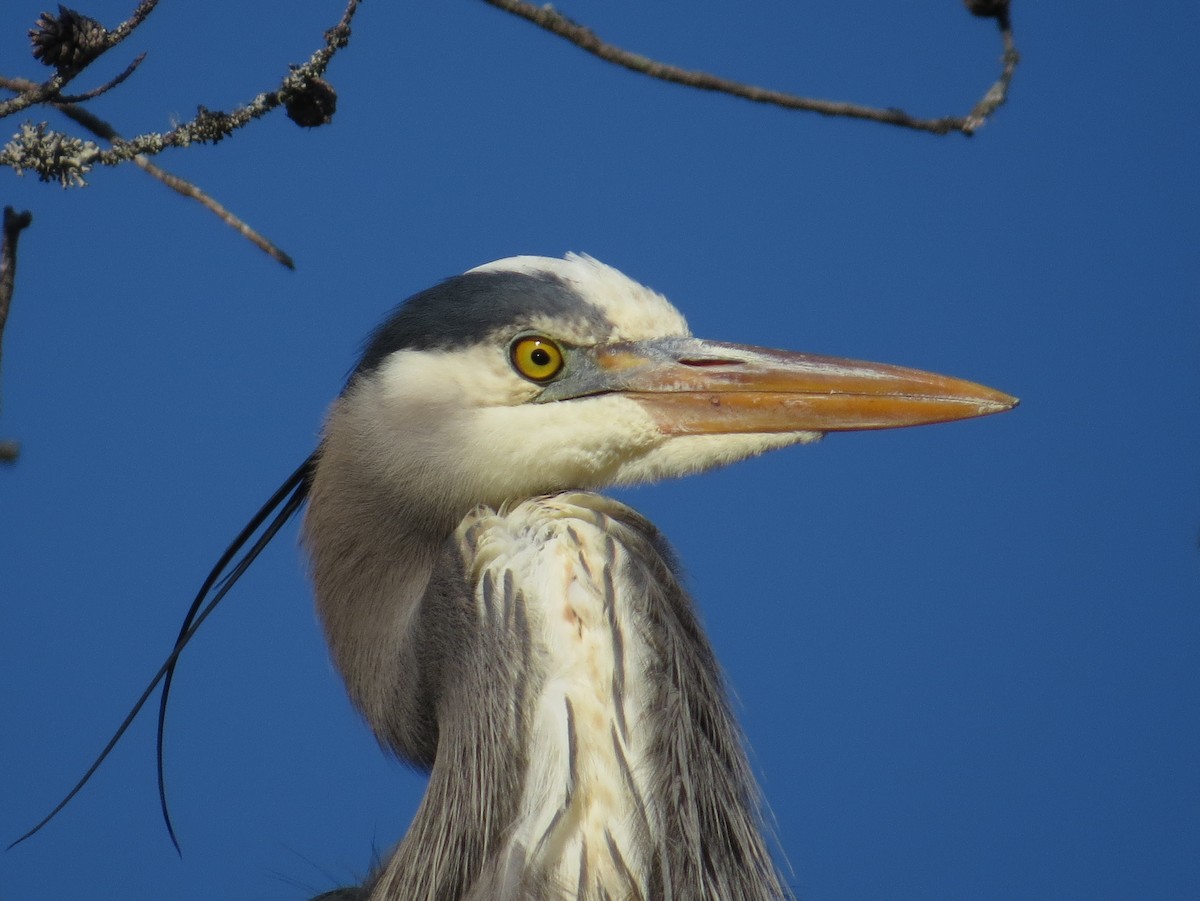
[[510, 336, 565, 382]]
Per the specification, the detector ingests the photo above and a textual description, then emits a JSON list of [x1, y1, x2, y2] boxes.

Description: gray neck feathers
[[305, 399, 789, 899], [303, 394, 466, 764]]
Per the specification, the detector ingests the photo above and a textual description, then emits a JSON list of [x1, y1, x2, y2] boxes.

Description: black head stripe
[[352, 270, 612, 382]]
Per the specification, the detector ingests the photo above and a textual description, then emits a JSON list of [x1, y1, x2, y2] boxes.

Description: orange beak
[[577, 337, 1017, 435]]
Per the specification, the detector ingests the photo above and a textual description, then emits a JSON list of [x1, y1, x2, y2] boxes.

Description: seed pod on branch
[[29, 5, 108, 73], [962, 0, 1011, 27], [285, 76, 338, 128]]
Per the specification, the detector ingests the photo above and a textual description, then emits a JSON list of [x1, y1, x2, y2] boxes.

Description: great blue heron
[[297, 254, 1015, 900], [22, 253, 1017, 900]]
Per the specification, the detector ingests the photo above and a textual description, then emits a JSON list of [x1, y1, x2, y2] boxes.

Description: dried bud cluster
[[29, 4, 108, 72], [285, 76, 338, 128]]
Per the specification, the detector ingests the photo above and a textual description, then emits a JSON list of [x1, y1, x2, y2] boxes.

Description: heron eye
[[510, 336, 565, 382]]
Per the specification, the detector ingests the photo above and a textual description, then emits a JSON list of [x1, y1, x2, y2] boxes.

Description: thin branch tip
[[482, 0, 1019, 136], [2, 204, 33, 345]]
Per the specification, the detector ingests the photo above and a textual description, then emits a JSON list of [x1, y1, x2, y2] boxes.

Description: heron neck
[[367, 492, 791, 900], [302, 426, 466, 764]]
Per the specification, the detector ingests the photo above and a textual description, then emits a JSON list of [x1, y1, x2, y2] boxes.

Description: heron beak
[[585, 336, 1018, 435]]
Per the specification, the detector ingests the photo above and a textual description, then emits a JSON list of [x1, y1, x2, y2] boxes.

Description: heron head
[[317, 253, 1016, 525]]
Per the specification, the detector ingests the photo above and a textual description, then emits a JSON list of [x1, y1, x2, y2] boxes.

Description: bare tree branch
[[134, 158, 296, 270], [54, 52, 147, 105], [93, 0, 360, 162], [1, 0, 360, 185], [1, 206, 32, 463], [0, 77, 295, 268], [104, 0, 162, 45], [0, 71, 70, 123], [0, 0, 161, 120], [964, 26, 1018, 131], [0, 206, 30, 359], [481, 0, 1019, 136]]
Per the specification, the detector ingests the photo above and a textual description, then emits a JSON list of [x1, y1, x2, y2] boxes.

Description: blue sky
[[2, 2, 1197, 899]]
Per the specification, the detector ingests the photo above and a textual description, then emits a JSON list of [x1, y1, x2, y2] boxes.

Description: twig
[[136, 157, 295, 269], [54, 52, 147, 105], [0, 0, 162, 120], [105, 0, 163, 46], [0, 77, 295, 269], [1, 0, 361, 182], [0, 0, 358, 262], [1, 206, 32, 464], [481, 0, 1019, 136], [93, 0, 361, 163], [0, 71, 70, 122], [964, 27, 1019, 131], [0, 207, 30, 358]]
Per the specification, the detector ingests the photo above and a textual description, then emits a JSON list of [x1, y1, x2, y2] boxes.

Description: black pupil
[[530, 347, 551, 367]]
